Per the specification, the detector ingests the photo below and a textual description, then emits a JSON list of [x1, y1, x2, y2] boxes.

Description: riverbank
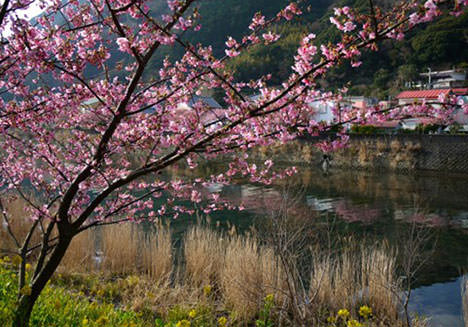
[[1, 222, 430, 327], [253, 135, 468, 174]]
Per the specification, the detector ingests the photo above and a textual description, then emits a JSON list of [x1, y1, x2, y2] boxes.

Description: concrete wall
[[335, 134, 468, 173], [254, 135, 468, 174]]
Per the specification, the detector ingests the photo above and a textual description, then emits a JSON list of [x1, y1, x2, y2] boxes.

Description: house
[[420, 69, 467, 89], [308, 100, 337, 124], [395, 88, 468, 129], [185, 95, 222, 110], [344, 96, 378, 110], [396, 88, 468, 105], [176, 96, 225, 126]]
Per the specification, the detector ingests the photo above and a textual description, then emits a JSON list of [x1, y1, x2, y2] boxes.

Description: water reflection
[[202, 167, 468, 327], [2, 164, 468, 326], [409, 275, 467, 327]]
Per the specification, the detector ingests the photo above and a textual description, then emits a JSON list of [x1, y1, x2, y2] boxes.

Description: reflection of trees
[[291, 168, 468, 219], [223, 185, 315, 221], [334, 200, 381, 224]]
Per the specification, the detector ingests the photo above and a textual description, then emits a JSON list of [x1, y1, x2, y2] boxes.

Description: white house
[[420, 69, 467, 89], [176, 96, 225, 127], [308, 100, 337, 124]]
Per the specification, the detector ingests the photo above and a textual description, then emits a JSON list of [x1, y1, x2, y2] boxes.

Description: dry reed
[[59, 229, 94, 273], [220, 233, 285, 321], [59, 223, 172, 281], [184, 225, 225, 288], [361, 244, 399, 319], [309, 242, 399, 321], [100, 224, 140, 275], [141, 223, 172, 282], [0, 197, 43, 254]]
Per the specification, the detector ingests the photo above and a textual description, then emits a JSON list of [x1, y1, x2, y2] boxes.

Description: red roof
[[396, 88, 468, 99]]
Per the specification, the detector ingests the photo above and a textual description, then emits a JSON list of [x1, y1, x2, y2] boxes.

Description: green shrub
[[415, 124, 444, 134], [350, 125, 381, 134]]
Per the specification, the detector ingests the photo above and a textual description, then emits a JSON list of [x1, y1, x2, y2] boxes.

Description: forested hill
[[217, 0, 468, 98], [146, 0, 335, 78], [34, 0, 468, 99], [155, 0, 467, 99]]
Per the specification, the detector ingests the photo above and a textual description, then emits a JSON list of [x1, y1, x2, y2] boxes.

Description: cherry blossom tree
[[0, 0, 467, 325]]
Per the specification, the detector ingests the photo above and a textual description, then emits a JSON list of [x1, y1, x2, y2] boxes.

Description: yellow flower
[[189, 309, 197, 318], [218, 316, 228, 326], [203, 285, 212, 297], [25, 263, 32, 270], [347, 319, 363, 327], [82, 318, 89, 326], [327, 316, 336, 323], [176, 320, 191, 327], [358, 305, 372, 318], [264, 294, 274, 303], [337, 309, 350, 318]]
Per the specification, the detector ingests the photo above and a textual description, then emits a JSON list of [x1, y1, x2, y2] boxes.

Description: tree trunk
[[12, 236, 72, 327]]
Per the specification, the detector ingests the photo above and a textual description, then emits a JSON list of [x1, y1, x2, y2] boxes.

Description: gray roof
[[187, 96, 222, 109]]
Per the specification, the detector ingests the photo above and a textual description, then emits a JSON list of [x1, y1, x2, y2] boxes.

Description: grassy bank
[[1, 220, 432, 327]]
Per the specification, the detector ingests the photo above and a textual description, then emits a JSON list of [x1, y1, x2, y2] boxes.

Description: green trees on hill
[[61, 0, 466, 97], [221, 2, 468, 98]]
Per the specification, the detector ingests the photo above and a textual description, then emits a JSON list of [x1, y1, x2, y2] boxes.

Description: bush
[[350, 125, 382, 135], [415, 124, 444, 134]]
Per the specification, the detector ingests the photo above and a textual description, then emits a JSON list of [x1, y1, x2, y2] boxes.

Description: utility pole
[[427, 67, 432, 89]]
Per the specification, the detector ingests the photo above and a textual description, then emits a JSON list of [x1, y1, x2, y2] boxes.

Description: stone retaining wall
[[254, 135, 468, 174]]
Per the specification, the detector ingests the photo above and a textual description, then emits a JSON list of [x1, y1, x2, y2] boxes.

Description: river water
[[168, 166, 468, 327]]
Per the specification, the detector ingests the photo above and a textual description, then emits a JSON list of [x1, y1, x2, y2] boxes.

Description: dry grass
[[390, 139, 402, 152], [59, 229, 94, 273], [184, 225, 225, 288], [376, 139, 388, 153], [361, 244, 399, 319], [0, 197, 43, 254], [141, 223, 172, 282], [1, 208, 417, 326], [185, 225, 286, 321], [59, 223, 172, 281], [309, 242, 399, 322], [221, 233, 285, 321], [57, 223, 405, 324], [100, 224, 140, 275]]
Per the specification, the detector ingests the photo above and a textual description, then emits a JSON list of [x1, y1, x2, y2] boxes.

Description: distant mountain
[[27, 0, 468, 100], [142, 0, 467, 98], [145, 0, 335, 80], [225, 0, 468, 98]]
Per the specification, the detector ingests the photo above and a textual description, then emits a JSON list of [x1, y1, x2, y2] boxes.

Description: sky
[[1, 0, 48, 35]]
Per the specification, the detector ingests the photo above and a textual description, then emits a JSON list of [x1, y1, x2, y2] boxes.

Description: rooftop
[[187, 96, 222, 109], [396, 88, 468, 99]]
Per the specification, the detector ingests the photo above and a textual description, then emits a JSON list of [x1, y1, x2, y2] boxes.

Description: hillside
[[29, 0, 468, 99], [145, 0, 335, 79], [225, 0, 468, 98]]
